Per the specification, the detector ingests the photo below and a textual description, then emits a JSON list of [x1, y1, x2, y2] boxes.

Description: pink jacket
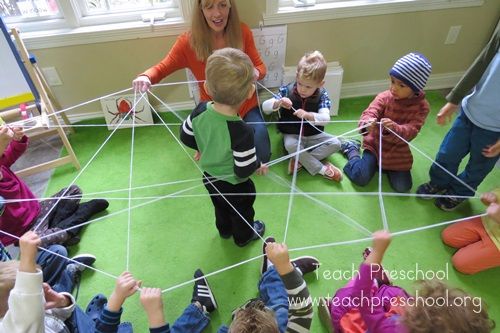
[[0, 136, 40, 245]]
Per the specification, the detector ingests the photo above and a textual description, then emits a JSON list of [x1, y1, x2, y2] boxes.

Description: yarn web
[[0, 81, 487, 294]]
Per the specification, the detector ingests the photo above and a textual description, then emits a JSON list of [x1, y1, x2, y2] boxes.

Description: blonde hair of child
[[190, 0, 243, 61], [229, 306, 279, 332], [0, 261, 20, 318], [205, 47, 254, 107], [296, 50, 327, 83], [403, 280, 495, 333]]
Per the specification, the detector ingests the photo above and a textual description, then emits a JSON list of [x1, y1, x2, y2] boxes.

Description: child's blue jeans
[[343, 150, 412, 192], [167, 267, 289, 333], [429, 110, 499, 196]]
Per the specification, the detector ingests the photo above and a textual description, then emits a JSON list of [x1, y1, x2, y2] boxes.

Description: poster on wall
[[101, 94, 153, 130], [252, 25, 287, 88]]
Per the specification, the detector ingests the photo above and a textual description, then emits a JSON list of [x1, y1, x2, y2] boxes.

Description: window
[[0, 0, 191, 49], [264, 0, 485, 25]]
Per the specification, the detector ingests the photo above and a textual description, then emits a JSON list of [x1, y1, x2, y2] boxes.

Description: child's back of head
[[403, 280, 495, 333], [229, 301, 280, 333], [296, 50, 327, 83], [205, 47, 254, 107]]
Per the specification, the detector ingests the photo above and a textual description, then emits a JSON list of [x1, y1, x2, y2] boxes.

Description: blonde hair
[[403, 280, 495, 333], [0, 261, 20, 318], [205, 47, 254, 107], [229, 300, 279, 333], [296, 50, 327, 83], [190, 0, 243, 61]]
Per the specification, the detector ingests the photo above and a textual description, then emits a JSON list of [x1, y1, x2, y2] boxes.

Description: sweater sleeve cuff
[[14, 269, 43, 293], [100, 304, 124, 324], [150, 324, 170, 333]]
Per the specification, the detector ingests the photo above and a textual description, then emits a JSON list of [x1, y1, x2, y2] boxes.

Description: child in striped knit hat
[[340, 53, 432, 192]]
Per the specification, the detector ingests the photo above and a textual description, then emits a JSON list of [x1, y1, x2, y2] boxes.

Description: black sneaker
[[70, 253, 96, 268], [291, 256, 320, 276], [261, 236, 276, 275], [416, 182, 445, 200], [236, 220, 266, 247], [192, 269, 217, 313], [434, 191, 466, 211]]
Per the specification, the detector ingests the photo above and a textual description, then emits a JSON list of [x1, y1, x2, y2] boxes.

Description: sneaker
[[434, 191, 466, 211], [287, 157, 302, 175], [416, 182, 445, 200], [318, 297, 334, 333], [236, 220, 266, 247], [291, 256, 320, 275], [340, 138, 361, 157], [66, 254, 96, 292], [70, 253, 97, 268], [261, 236, 276, 275], [192, 269, 218, 313], [323, 163, 343, 182]]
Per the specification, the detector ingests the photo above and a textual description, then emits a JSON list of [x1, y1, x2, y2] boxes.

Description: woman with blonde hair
[[133, 0, 271, 162]]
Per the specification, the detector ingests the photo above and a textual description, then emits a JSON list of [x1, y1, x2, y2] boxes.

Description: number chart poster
[[252, 25, 287, 88]]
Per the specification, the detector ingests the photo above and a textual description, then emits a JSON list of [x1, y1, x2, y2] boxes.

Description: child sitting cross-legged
[[318, 230, 495, 333], [262, 50, 343, 182], [0, 126, 109, 248], [341, 53, 432, 192], [0, 231, 140, 333]]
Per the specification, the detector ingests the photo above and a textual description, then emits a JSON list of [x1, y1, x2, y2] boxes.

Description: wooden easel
[[0, 28, 80, 177]]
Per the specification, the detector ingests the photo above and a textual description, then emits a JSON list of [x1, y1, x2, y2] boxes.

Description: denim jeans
[[169, 303, 210, 333], [66, 307, 133, 333], [36, 244, 69, 289], [429, 110, 499, 196], [243, 107, 271, 163], [343, 150, 412, 192]]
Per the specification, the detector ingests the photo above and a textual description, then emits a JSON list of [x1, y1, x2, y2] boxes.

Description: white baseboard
[[67, 72, 464, 123]]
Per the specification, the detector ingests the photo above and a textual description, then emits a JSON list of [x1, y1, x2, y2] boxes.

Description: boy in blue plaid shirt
[[262, 50, 343, 182]]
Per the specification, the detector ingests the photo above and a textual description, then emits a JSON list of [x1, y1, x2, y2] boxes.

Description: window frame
[[264, 0, 485, 25], [4, 0, 192, 50]]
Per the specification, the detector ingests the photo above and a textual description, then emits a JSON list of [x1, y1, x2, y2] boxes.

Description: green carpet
[[45, 90, 499, 331]]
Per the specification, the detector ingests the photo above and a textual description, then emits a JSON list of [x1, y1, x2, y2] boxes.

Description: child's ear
[[203, 81, 212, 96], [246, 83, 256, 100]]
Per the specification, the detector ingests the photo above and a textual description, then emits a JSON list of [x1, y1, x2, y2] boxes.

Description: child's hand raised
[[19, 231, 41, 273], [372, 230, 391, 252], [365, 230, 391, 265], [107, 271, 141, 312], [11, 127, 24, 141], [140, 287, 166, 328], [266, 242, 294, 275], [0, 126, 13, 142]]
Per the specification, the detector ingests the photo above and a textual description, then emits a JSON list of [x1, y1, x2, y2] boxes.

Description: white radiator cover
[[283, 61, 343, 116]]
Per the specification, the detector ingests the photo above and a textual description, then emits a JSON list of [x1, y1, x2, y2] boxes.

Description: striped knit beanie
[[389, 52, 432, 92]]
